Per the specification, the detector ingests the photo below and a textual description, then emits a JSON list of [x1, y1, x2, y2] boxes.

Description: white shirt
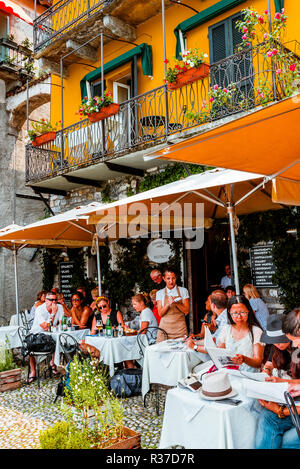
[[30, 303, 64, 333], [156, 286, 189, 307], [213, 309, 228, 341], [220, 275, 232, 288], [139, 307, 158, 330]]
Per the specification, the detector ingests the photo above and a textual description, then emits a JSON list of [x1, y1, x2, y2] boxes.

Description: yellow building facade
[[50, 0, 300, 128]]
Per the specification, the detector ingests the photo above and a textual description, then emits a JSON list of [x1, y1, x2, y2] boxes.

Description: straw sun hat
[[199, 371, 238, 400]]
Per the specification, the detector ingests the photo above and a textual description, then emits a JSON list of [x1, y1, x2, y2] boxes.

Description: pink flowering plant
[[27, 118, 61, 142], [78, 90, 114, 117], [165, 48, 208, 84]]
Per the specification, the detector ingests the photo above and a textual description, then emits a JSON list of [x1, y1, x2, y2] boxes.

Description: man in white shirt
[[220, 265, 232, 289], [28, 292, 64, 383]]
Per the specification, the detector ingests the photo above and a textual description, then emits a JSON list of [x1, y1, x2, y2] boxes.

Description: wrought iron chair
[[284, 391, 300, 440], [137, 326, 169, 415], [19, 310, 31, 332], [18, 329, 55, 389], [58, 333, 81, 365]]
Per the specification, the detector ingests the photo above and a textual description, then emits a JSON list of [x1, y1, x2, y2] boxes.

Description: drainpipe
[[227, 203, 240, 295], [161, 0, 169, 137], [96, 237, 102, 296], [13, 247, 20, 324]]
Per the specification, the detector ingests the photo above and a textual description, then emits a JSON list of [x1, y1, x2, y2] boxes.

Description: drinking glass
[[96, 319, 103, 336]]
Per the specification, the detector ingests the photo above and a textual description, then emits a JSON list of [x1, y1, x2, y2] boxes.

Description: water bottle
[[118, 323, 123, 337]]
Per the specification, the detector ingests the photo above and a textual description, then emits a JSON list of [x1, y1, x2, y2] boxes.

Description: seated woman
[[197, 295, 217, 339], [29, 290, 47, 328], [70, 291, 92, 330], [255, 309, 300, 449], [91, 296, 125, 334], [131, 293, 158, 342], [156, 267, 189, 342], [217, 295, 264, 372], [243, 284, 269, 331]]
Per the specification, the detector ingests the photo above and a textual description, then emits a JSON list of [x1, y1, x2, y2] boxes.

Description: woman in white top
[[131, 293, 157, 341], [217, 295, 264, 372], [156, 267, 189, 342]]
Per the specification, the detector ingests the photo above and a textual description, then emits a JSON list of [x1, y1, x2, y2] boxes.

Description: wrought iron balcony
[[0, 38, 33, 82], [26, 41, 300, 185], [33, 0, 110, 52]]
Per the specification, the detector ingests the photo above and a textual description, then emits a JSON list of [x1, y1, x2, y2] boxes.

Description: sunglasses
[[46, 298, 57, 302], [98, 305, 108, 310], [72, 298, 80, 302]]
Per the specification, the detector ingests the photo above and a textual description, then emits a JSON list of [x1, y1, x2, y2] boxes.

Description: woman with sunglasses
[[70, 291, 92, 330], [217, 295, 264, 372], [91, 296, 125, 334]]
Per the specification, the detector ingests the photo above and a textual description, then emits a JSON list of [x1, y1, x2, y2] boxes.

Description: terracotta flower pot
[[167, 63, 210, 90], [93, 426, 141, 449], [0, 368, 22, 392], [87, 103, 120, 123], [32, 131, 57, 147]]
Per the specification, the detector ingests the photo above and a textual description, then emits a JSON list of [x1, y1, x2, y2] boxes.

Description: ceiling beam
[[105, 162, 144, 177], [31, 187, 67, 196], [62, 175, 104, 188]]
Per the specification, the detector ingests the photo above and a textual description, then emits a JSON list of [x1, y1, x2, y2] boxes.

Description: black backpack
[[21, 333, 56, 357], [110, 369, 142, 398]]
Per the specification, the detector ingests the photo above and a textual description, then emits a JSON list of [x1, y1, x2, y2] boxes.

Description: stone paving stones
[[0, 371, 167, 449]]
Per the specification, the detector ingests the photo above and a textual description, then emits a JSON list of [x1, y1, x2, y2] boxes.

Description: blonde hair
[[243, 284, 260, 299], [150, 289, 158, 299], [132, 292, 149, 305], [96, 296, 110, 306], [91, 288, 99, 297]]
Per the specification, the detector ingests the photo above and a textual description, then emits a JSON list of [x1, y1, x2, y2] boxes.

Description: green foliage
[[237, 207, 300, 311], [38, 249, 58, 291], [0, 338, 17, 372], [139, 163, 207, 192], [39, 421, 91, 449]]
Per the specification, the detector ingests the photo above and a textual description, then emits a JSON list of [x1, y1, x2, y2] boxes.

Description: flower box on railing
[[167, 63, 210, 90], [32, 131, 57, 147], [87, 103, 120, 123], [93, 426, 141, 449]]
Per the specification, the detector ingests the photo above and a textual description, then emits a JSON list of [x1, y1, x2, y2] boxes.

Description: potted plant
[[18, 37, 33, 55], [165, 48, 210, 90], [0, 54, 18, 71], [39, 355, 140, 449], [27, 119, 60, 147], [0, 34, 17, 48], [0, 338, 22, 392], [78, 90, 119, 123]]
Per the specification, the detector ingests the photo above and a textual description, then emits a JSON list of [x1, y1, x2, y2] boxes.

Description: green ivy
[[139, 163, 208, 192]]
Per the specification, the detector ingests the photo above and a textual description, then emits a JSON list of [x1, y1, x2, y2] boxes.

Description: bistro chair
[[137, 326, 168, 416], [284, 391, 300, 440], [59, 333, 81, 365], [18, 329, 54, 389], [19, 310, 30, 332]]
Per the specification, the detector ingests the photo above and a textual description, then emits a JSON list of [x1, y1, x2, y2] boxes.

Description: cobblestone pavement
[[0, 370, 167, 449]]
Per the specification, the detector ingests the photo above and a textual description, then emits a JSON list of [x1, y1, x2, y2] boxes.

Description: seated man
[[28, 291, 64, 383]]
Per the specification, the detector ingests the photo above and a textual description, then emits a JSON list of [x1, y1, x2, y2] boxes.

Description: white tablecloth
[[159, 373, 259, 449], [45, 329, 90, 366], [142, 340, 203, 399], [85, 334, 148, 376], [0, 326, 22, 349]]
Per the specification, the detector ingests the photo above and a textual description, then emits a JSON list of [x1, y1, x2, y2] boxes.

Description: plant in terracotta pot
[[165, 48, 209, 90], [78, 90, 120, 123], [39, 355, 140, 449], [0, 338, 22, 392], [27, 119, 61, 147]]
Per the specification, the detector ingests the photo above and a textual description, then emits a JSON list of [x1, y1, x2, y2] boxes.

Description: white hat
[[199, 371, 238, 400]]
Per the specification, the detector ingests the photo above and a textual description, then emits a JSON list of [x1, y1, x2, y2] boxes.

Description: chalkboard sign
[[250, 244, 277, 287], [59, 262, 75, 301]]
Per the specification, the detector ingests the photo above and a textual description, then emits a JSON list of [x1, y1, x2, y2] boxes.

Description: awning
[[0, 0, 33, 25], [148, 95, 300, 205], [80, 43, 153, 99]]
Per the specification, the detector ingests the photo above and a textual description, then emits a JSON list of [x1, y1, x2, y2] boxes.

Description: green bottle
[[61, 315, 67, 331], [106, 317, 112, 337]]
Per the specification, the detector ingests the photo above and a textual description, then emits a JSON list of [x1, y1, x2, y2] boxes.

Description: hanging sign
[[59, 262, 75, 300], [250, 244, 277, 287], [147, 239, 172, 264]]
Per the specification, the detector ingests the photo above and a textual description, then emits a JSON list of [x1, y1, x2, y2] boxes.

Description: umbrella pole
[[13, 248, 20, 325], [227, 204, 240, 295], [96, 237, 102, 296]]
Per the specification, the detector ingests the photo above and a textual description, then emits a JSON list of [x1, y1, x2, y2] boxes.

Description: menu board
[[59, 262, 75, 301], [250, 244, 277, 287]]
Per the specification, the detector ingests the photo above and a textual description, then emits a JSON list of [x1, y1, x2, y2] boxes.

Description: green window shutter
[[274, 0, 284, 12], [210, 23, 227, 62]]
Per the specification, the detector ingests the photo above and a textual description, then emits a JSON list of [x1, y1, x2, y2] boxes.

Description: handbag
[[21, 333, 56, 356], [110, 369, 142, 398]]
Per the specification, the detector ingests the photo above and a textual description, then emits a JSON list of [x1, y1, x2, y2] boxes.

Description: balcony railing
[[33, 0, 111, 51], [26, 41, 300, 184], [0, 38, 33, 79]]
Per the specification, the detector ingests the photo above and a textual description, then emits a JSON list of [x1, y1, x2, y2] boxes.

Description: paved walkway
[[0, 372, 166, 449]]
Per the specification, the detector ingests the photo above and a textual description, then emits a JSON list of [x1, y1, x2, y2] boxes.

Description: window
[[209, 13, 243, 64], [91, 79, 106, 98]]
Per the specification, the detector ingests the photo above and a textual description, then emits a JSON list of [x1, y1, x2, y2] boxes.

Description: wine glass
[[96, 319, 103, 336]]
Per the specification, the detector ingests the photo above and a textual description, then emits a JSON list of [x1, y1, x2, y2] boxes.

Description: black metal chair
[[18, 329, 54, 389], [59, 333, 81, 365], [137, 326, 169, 416], [284, 391, 300, 440], [19, 311, 30, 332]]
